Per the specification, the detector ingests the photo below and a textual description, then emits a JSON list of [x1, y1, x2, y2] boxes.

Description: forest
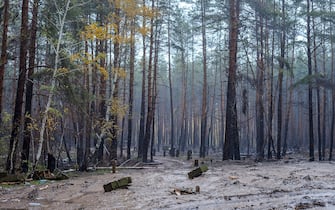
[[0, 0, 335, 175]]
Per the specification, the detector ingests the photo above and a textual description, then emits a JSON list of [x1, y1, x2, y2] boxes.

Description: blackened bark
[[307, 0, 314, 161], [22, 0, 39, 173], [200, 0, 208, 158], [0, 0, 9, 121], [142, 0, 155, 162], [167, 0, 175, 156], [255, 3, 265, 161], [127, 17, 135, 160], [6, 0, 29, 173], [277, 0, 286, 159], [138, 0, 146, 159], [223, 0, 240, 160]]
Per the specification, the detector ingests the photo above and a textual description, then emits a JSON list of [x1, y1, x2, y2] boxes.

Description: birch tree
[[34, 0, 72, 167]]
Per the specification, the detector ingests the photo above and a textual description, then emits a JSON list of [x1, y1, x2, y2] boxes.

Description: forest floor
[[1, 153, 335, 210]]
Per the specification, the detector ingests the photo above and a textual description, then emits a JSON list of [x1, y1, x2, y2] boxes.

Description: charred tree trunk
[[6, 0, 29, 173], [143, 0, 155, 162], [277, 0, 286, 160], [255, 2, 265, 161], [307, 0, 314, 161], [267, 0, 276, 159], [22, 0, 39, 173], [127, 17, 135, 160], [138, 0, 147, 159], [329, 3, 334, 161], [0, 0, 9, 121], [223, 0, 240, 160], [167, 0, 175, 156], [200, 0, 208, 158]]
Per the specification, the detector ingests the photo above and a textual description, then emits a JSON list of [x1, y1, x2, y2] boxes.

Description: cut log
[[103, 177, 132, 192], [188, 165, 208, 179]]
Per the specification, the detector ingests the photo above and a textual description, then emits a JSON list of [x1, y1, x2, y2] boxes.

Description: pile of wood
[[31, 169, 68, 180]]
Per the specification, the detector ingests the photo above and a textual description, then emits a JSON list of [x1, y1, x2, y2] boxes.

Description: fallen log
[[188, 165, 208, 179], [103, 177, 132, 192]]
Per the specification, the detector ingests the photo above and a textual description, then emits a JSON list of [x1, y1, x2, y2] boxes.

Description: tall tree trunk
[[223, 0, 240, 160], [151, 16, 160, 161], [255, 1, 265, 161], [167, 0, 175, 156], [138, 0, 146, 159], [267, 0, 276, 159], [0, 0, 9, 122], [35, 0, 71, 167], [6, 0, 29, 173], [329, 2, 334, 161], [283, 2, 298, 157], [22, 0, 39, 173], [179, 50, 187, 153], [127, 17, 135, 160], [277, 0, 285, 160], [200, 0, 208, 158], [110, 5, 121, 161], [307, 0, 314, 161], [98, 18, 107, 162], [142, 0, 155, 162], [311, 0, 321, 161]]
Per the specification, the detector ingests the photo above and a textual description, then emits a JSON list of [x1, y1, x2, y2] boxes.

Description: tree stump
[[187, 150, 192, 160], [112, 160, 116, 174], [194, 159, 199, 167], [176, 149, 180, 157], [47, 153, 56, 173], [195, 185, 200, 193]]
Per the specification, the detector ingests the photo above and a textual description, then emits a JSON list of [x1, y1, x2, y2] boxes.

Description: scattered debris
[[188, 165, 208, 179], [29, 202, 41, 207], [27, 188, 38, 200], [32, 169, 68, 180], [39, 185, 49, 190], [229, 176, 239, 180], [295, 199, 326, 209], [303, 175, 312, 181], [103, 177, 132, 192]]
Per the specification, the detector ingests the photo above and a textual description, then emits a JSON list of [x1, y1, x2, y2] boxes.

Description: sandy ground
[[1, 155, 335, 210]]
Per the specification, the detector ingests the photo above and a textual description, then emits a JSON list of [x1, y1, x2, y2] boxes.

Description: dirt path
[[1, 156, 335, 209]]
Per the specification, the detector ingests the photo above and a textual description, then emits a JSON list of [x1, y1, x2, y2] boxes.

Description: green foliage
[[292, 73, 334, 90]]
